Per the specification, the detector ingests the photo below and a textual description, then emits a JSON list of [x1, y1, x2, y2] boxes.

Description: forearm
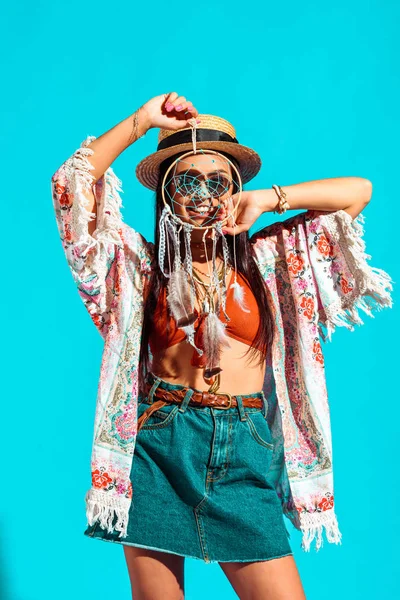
[[263, 177, 373, 213], [84, 107, 151, 182]]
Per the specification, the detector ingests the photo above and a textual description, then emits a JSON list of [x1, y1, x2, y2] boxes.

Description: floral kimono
[[51, 136, 393, 552]]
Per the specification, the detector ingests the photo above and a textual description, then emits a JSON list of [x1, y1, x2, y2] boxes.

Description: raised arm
[[80, 108, 151, 236], [61, 93, 200, 230], [221, 177, 373, 236], [50, 92, 200, 336]]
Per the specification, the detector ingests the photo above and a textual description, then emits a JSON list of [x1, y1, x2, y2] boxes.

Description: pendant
[[204, 366, 223, 379]]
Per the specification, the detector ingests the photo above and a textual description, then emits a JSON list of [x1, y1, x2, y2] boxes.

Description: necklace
[[192, 260, 225, 278], [191, 240, 215, 246], [192, 264, 232, 313], [192, 264, 232, 289]]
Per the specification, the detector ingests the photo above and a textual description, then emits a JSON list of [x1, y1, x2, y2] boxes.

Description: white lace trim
[[299, 509, 343, 552], [317, 209, 393, 341], [85, 488, 130, 538]]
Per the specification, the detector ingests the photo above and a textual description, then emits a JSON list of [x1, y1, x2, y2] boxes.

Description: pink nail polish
[[176, 105, 183, 111]]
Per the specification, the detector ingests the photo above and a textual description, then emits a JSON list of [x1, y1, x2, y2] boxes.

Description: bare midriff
[[149, 267, 266, 395], [150, 338, 266, 395]]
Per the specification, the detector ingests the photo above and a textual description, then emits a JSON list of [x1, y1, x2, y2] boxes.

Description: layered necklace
[[191, 260, 233, 316]]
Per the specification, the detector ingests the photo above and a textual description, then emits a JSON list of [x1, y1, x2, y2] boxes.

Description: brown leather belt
[[145, 382, 263, 409], [137, 382, 264, 433]]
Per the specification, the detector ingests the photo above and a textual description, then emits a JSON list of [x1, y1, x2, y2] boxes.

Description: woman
[[51, 92, 392, 599]]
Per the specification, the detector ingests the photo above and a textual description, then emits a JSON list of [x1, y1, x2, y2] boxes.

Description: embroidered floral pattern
[[316, 234, 335, 257], [111, 402, 136, 446], [300, 296, 315, 320], [340, 276, 354, 295], [313, 338, 325, 366], [287, 251, 305, 276], [91, 463, 133, 499], [92, 468, 113, 490]]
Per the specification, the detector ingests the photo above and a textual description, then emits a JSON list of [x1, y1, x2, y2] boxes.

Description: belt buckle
[[214, 392, 233, 410]]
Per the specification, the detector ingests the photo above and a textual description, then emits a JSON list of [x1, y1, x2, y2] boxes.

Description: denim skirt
[[84, 373, 293, 563]]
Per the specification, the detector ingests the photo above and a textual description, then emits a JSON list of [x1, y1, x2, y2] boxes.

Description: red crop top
[[149, 270, 263, 367]]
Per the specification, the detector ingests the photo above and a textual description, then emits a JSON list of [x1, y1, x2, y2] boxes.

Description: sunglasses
[[172, 172, 233, 199]]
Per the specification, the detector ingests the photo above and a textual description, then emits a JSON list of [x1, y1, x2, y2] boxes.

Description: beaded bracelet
[[272, 184, 290, 215]]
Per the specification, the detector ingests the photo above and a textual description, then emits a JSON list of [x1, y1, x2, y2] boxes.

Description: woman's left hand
[[221, 189, 278, 235]]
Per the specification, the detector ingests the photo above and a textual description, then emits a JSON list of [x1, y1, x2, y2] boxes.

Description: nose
[[193, 180, 211, 200]]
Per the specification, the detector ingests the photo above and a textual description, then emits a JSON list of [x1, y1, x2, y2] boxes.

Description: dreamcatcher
[[158, 119, 249, 380]]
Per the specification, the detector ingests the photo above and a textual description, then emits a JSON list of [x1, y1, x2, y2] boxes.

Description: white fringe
[[317, 210, 394, 341], [299, 509, 343, 552], [70, 145, 98, 245], [85, 488, 131, 538], [73, 136, 124, 247], [65, 136, 125, 313]]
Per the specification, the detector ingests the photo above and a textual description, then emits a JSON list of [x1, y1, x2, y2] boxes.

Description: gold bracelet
[[127, 107, 146, 146], [272, 184, 290, 214]]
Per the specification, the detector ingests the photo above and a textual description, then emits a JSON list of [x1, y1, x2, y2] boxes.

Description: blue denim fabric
[[84, 373, 293, 563]]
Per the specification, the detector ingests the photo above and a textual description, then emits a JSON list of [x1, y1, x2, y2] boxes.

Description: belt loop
[[147, 376, 162, 405], [178, 389, 194, 413], [261, 390, 269, 419], [236, 395, 247, 422]]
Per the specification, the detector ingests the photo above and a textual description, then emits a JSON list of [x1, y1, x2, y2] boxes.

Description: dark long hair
[[138, 150, 275, 393]]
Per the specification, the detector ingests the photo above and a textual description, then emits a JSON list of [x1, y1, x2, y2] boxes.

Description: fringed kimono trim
[[281, 498, 342, 551], [74, 135, 124, 247], [311, 209, 393, 341], [85, 488, 131, 538], [298, 508, 342, 552]]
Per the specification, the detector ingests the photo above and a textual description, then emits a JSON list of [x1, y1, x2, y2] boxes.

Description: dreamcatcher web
[[163, 150, 241, 228]]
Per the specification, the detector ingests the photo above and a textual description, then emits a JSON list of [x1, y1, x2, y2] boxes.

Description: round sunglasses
[[172, 172, 233, 199]]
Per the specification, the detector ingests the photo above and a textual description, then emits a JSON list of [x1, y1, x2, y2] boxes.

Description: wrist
[[260, 189, 281, 213], [271, 185, 291, 214], [137, 105, 152, 136]]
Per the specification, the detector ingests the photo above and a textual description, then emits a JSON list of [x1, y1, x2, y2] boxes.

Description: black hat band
[[157, 128, 239, 151]]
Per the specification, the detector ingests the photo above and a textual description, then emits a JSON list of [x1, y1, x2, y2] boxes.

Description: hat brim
[[135, 141, 262, 191]]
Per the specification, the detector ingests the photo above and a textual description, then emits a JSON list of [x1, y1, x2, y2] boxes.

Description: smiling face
[[164, 151, 238, 228]]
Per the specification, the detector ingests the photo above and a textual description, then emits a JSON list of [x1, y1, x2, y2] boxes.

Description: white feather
[[230, 280, 251, 313], [166, 268, 196, 327], [203, 312, 231, 375]]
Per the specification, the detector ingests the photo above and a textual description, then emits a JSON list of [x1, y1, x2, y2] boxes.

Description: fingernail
[[196, 118, 201, 123], [175, 105, 183, 111], [187, 105, 194, 111], [166, 103, 173, 111]]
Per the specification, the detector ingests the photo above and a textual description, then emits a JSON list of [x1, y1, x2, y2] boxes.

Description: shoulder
[[120, 222, 155, 273]]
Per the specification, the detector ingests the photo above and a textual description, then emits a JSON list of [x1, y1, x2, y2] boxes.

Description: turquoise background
[[2, 0, 398, 598]]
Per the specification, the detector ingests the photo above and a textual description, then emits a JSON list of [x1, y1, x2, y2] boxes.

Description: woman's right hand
[[140, 92, 201, 132]]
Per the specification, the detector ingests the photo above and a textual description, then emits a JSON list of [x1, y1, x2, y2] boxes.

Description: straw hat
[[135, 114, 262, 191]]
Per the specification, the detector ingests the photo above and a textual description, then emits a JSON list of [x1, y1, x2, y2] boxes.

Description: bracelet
[[127, 107, 146, 146], [272, 184, 290, 215]]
